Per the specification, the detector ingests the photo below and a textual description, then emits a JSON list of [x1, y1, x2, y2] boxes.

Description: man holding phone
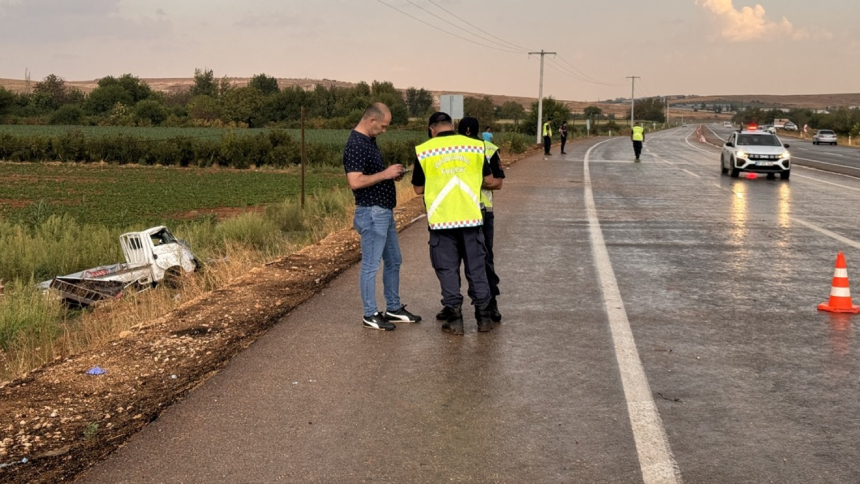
[[343, 103, 421, 331]]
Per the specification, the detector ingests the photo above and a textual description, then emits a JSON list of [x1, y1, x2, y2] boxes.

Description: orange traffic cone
[[818, 252, 860, 314]]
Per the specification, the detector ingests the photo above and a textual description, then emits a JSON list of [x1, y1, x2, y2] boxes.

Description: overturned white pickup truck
[[38, 226, 198, 307]]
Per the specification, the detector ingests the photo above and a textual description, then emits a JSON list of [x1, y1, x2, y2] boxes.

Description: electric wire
[[373, 0, 524, 54], [403, 0, 529, 53], [425, 0, 535, 52]]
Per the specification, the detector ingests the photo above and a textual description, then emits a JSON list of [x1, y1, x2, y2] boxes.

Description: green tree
[[264, 85, 310, 122], [33, 74, 68, 109], [249, 73, 280, 95], [463, 95, 495, 125], [405, 87, 433, 117], [630, 97, 666, 123], [583, 105, 603, 122], [85, 84, 133, 114], [222, 87, 266, 127], [49, 104, 84, 125], [95, 74, 153, 103], [0, 86, 14, 116], [499, 101, 525, 128], [187, 95, 223, 123], [192, 68, 218, 98], [523, 97, 571, 135], [134, 99, 169, 125]]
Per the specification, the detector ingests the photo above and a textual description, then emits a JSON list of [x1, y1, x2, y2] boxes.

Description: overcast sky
[[0, 0, 855, 101]]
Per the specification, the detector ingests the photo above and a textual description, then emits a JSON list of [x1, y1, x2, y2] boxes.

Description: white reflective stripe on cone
[[833, 268, 849, 278], [830, 287, 852, 298]]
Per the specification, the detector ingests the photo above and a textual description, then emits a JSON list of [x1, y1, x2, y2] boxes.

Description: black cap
[[428, 112, 453, 125], [458, 117, 480, 138]]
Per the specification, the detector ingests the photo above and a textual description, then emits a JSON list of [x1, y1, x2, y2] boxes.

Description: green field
[[0, 125, 425, 148], [0, 162, 344, 228]]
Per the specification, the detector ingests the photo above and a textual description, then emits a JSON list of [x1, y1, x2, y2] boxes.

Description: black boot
[[436, 306, 458, 320], [476, 302, 493, 332], [441, 304, 464, 335], [489, 297, 502, 323]]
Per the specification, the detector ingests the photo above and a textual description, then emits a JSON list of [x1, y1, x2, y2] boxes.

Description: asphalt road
[[81, 129, 860, 483], [705, 124, 860, 177]]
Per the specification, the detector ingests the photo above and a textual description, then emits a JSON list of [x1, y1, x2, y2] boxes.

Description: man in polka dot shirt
[[344, 103, 422, 331]]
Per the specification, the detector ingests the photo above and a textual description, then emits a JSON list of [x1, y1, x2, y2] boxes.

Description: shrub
[[49, 105, 85, 125]]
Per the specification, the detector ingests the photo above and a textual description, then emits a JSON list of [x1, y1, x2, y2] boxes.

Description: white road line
[[584, 139, 683, 484], [793, 156, 860, 171], [793, 218, 860, 251], [680, 169, 701, 178], [792, 174, 860, 193]]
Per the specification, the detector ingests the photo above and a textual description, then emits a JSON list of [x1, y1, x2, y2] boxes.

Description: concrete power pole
[[627, 76, 640, 127], [530, 50, 557, 144]]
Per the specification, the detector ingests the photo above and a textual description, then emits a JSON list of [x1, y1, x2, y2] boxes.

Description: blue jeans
[[353, 206, 402, 317]]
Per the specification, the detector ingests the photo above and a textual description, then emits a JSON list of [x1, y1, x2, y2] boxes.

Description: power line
[[403, 0, 529, 53], [425, 0, 534, 52], [373, 0, 524, 55], [545, 57, 627, 87]]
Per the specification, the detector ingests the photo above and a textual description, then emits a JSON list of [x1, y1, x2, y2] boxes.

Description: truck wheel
[[162, 267, 183, 289]]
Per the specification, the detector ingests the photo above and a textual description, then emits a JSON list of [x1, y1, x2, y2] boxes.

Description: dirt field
[[0, 145, 542, 483]]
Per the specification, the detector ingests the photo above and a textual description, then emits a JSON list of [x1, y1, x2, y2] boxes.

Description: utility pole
[[530, 50, 557, 144], [627, 76, 640, 127]]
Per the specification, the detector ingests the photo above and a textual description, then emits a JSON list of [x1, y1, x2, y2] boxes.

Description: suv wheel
[[720, 155, 728, 175], [780, 170, 790, 180], [729, 158, 740, 178]]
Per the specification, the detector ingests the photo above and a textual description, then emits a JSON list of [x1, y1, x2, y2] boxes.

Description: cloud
[[696, 0, 824, 42], [0, 0, 172, 45]]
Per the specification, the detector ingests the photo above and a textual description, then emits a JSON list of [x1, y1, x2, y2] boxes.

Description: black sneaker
[[384, 305, 422, 323], [363, 313, 396, 331]]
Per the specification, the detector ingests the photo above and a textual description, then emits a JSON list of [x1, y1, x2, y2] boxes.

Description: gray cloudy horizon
[[0, 0, 855, 101]]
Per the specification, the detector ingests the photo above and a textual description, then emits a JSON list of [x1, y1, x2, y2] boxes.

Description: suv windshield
[[737, 134, 782, 147]]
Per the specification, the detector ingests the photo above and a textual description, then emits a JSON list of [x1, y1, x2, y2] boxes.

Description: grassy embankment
[[0, 127, 535, 381]]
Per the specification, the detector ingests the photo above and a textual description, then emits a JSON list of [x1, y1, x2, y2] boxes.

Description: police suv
[[721, 126, 791, 180]]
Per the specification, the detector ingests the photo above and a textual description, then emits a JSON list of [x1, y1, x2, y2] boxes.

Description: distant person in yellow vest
[[543, 117, 553, 155], [632, 123, 645, 162], [411, 112, 496, 335], [455, 117, 505, 323]]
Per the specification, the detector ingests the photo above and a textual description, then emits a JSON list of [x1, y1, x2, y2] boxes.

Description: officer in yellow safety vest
[[411, 112, 497, 335], [455, 117, 504, 324], [632, 123, 645, 162], [543, 117, 553, 155]]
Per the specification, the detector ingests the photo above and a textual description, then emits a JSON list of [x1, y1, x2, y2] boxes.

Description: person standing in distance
[[560, 121, 569, 155], [632, 122, 645, 162], [453, 117, 504, 323], [482, 126, 494, 143], [412, 112, 496, 335], [343, 102, 421, 331], [543, 117, 553, 155]]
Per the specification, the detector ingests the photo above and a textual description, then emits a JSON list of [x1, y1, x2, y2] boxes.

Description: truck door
[[121, 234, 149, 265]]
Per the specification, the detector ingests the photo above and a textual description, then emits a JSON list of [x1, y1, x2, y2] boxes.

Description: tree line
[[732, 106, 860, 137]]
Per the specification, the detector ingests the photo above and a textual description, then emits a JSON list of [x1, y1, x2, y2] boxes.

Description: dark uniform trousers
[[481, 210, 500, 297], [633, 140, 643, 159], [429, 227, 490, 308], [543, 136, 552, 155]]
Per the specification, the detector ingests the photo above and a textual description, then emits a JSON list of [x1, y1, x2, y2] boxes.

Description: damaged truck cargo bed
[[38, 226, 199, 307]]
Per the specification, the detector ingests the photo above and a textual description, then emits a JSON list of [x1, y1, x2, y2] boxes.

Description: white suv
[[721, 129, 791, 180]]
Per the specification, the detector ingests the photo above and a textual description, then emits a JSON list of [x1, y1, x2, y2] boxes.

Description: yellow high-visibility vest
[[415, 135, 486, 230], [632, 126, 644, 141], [480, 141, 499, 210], [543, 121, 552, 137]]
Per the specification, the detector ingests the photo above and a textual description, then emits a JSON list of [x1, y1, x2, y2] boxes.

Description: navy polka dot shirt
[[343, 130, 397, 210]]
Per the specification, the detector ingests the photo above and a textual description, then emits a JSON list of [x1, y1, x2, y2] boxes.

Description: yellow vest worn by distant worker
[[543, 121, 552, 137], [415, 135, 486, 230], [632, 126, 644, 141], [480, 141, 499, 211]]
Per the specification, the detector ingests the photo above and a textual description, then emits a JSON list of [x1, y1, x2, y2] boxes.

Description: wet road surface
[[81, 129, 860, 483]]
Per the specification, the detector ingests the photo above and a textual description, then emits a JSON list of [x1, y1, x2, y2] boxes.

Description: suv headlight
[[736, 150, 747, 159], [780, 151, 790, 159]]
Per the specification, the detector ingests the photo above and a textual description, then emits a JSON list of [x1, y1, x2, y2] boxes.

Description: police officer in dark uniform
[[411, 112, 496, 335]]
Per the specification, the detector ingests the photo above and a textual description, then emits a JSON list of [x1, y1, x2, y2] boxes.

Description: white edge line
[[793, 218, 860, 251], [584, 138, 683, 484], [793, 156, 860, 171], [680, 169, 701, 178]]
